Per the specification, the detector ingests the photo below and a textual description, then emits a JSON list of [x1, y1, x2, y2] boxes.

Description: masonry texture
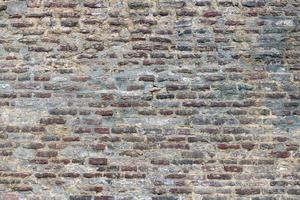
[[0, 0, 299, 199]]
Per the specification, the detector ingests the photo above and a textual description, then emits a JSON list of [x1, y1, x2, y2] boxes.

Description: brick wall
[[0, 0, 299, 199]]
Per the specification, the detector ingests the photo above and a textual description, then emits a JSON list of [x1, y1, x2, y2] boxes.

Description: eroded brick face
[[0, 0, 299, 200]]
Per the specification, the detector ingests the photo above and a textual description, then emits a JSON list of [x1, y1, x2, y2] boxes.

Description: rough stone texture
[[0, 0, 299, 199]]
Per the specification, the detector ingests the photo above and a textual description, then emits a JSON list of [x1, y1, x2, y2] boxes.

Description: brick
[[151, 159, 170, 165], [90, 143, 106, 151], [94, 197, 114, 200], [12, 185, 32, 192], [30, 159, 48, 165], [88, 158, 108, 165], [94, 128, 110, 134], [23, 142, 45, 149], [183, 101, 206, 107], [35, 173, 56, 178], [217, 144, 240, 150], [176, 10, 197, 16], [207, 174, 232, 180], [49, 108, 77, 115], [0, 193, 19, 200], [152, 197, 177, 200], [287, 189, 300, 195], [169, 188, 191, 194], [241, 142, 256, 150], [111, 127, 137, 134], [236, 188, 260, 195], [124, 173, 145, 179], [40, 117, 66, 125], [61, 19, 78, 27], [156, 94, 175, 99], [139, 75, 155, 82], [128, 2, 150, 9], [203, 11, 222, 18], [36, 151, 58, 158], [242, 0, 266, 7], [224, 165, 243, 172], [270, 151, 290, 158], [69, 196, 92, 200], [160, 143, 189, 149]]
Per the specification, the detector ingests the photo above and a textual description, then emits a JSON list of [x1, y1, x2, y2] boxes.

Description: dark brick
[[70, 196, 92, 200], [287, 189, 300, 195], [36, 151, 58, 158], [203, 11, 222, 18], [242, 0, 266, 7], [40, 117, 66, 125], [35, 173, 56, 178], [152, 197, 178, 200], [88, 158, 108, 165], [236, 188, 260, 195], [94, 197, 114, 200]]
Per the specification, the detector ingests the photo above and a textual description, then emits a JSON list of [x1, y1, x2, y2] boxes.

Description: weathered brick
[[40, 117, 66, 125], [111, 127, 137, 134], [128, 2, 150, 9], [236, 188, 260, 195], [270, 151, 290, 158], [49, 108, 77, 115], [36, 151, 58, 158], [94, 197, 114, 200], [217, 143, 240, 150], [203, 11, 222, 18], [12, 185, 32, 192], [287, 189, 300, 195], [69, 196, 92, 200], [224, 165, 243, 172], [61, 19, 78, 27], [242, 0, 266, 7], [152, 197, 177, 200], [207, 174, 232, 180], [35, 173, 56, 179], [94, 128, 110, 134], [88, 158, 108, 165], [23, 142, 45, 149], [30, 159, 48, 165]]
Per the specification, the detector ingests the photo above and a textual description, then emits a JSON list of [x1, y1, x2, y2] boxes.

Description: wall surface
[[0, 0, 299, 199]]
